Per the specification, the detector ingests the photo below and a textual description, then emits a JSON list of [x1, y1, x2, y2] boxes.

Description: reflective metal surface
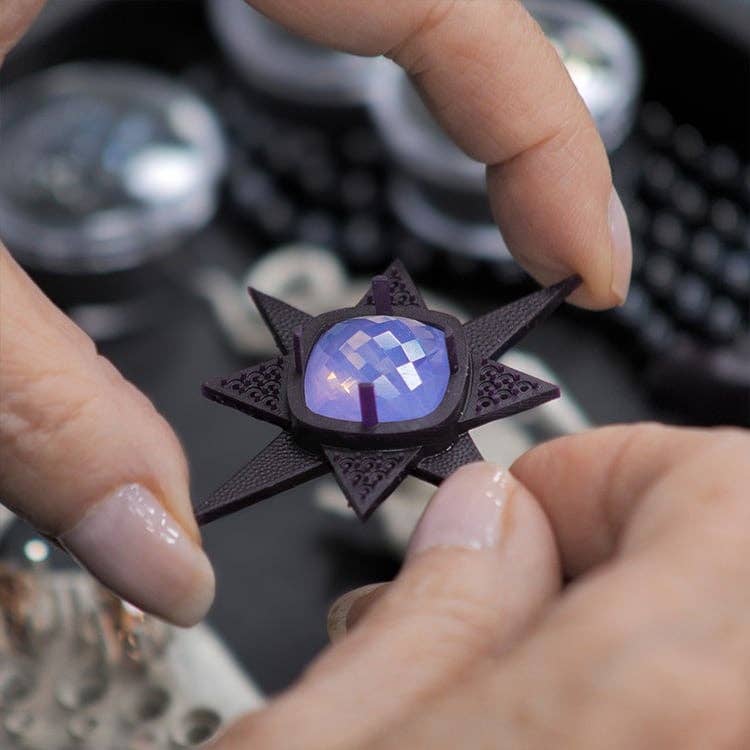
[[0, 64, 226, 273], [208, 0, 374, 108], [0, 544, 263, 749], [366, 0, 640, 259], [369, 0, 641, 192]]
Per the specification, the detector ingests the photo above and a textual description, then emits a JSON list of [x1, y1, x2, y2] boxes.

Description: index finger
[[0, 0, 45, 58], [246, 0, 631, 308], [511, 423, 749, 576]]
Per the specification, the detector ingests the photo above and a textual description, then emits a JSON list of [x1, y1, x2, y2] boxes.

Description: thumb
[[0, 248, 213, 626], [213, 462, 560, 749]]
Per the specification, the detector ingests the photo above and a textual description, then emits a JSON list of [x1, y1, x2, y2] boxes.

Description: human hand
[[245, 0, 633, 309], [1, 0, 630, 628], [213, 424, 750, 749], [0, 4, 213, 627]]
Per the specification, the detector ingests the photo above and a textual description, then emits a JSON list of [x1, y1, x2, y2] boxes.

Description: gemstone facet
[[304, 316, 449, 423]]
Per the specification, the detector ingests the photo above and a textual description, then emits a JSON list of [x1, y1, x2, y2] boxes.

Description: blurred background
[[0, 0, 748, 745]]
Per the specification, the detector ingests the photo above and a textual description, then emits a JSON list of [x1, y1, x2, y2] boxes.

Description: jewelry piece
[[197, 261, 580, 524]]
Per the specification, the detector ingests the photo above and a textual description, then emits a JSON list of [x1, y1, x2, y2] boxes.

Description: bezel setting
[[288, 306, 469, 451]]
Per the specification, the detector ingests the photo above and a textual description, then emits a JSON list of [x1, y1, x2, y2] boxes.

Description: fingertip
[[608, 187, 633, 305], [169, 549, 216, 628], [59, 484, 216, 627], [406, 462, 511, 559]]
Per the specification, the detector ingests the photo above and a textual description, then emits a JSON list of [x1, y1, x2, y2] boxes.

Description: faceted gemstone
[[304, 315, 449, 423]]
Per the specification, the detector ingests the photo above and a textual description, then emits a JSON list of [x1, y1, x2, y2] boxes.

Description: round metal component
[[368, 0, 641, 193], [171, 707, 222, 747], [0, 63, 226, 273], [56, 670, 107, 710], [243, 244, 348, 317], [131, 684, 172, 723], [67, 713, 99, 742], [23, 539, 50, 565], [208, 0, 373, 108], [388, 177, 511, 261], [533, 0, 641, 152], [3, 709, 34, 738], [0, 668, 36, 710]]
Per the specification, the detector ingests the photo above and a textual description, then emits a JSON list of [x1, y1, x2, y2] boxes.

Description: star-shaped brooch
[[196, 261, 580, 525]]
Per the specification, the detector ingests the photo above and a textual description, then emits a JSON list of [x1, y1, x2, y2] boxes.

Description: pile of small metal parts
[[0, 541, 263, 750]]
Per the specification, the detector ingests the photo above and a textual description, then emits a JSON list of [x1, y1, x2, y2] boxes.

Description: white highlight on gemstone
[[345, 350, 366, 369], [401, 339, 425, 361], [373, 331, 400, 350], [397, 361, 421, 391], [374, 373, 400, 399], [346, 330, 370, 350]]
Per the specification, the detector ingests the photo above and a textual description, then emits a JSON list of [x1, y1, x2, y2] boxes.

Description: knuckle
[[388, 0, 458, 73], [1, 362, 103, 450], [396, 554, 500, 649]]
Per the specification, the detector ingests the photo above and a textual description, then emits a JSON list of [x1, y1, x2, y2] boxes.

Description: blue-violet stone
[[304, 315, 449, 423]]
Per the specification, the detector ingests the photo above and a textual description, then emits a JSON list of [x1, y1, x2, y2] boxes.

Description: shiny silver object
[[208, 0, 374, 108], [531, 0, 642, 152], [368, 0, 641, 258], [0, 551, 263, 748], [0, 64, 227, 274]]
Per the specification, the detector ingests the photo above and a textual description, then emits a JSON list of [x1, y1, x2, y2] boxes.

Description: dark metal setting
[[198, 260, 580, 524], [285, 304, 469, 451]]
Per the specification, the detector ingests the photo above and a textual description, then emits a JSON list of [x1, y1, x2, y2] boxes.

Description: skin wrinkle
[[386, 0, 459, 75], [620, 431, 750, 557], [512, 425, 727, 577]]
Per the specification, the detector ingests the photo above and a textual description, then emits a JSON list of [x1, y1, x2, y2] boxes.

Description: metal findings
[[371, 275, 393, 315]]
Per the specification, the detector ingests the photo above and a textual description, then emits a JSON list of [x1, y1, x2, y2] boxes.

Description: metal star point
[[196, 261, 580, 525]]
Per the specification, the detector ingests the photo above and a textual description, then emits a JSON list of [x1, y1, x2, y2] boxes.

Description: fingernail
[[327, 582, 388, 643], [59, 484, 215, 627], [608, 187, 633, 305], [407, 463, 511, 558]]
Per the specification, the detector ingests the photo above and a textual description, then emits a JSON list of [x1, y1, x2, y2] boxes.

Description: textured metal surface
[[248, 288, 312, 355], [357, 259, 426, 308], [459, 356, 560, 430], [195, 431, 328, 524], [324, 447, 420, 520], [412, 433, 484, 484], [463, 276, 581, 360], [0, 562, 263, 749], [202, 357, 290, 428]]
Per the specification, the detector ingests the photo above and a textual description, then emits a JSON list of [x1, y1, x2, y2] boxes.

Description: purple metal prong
[[371, 275, 392, 315], [445, 332, 458, 373], [293, 326, 303, 374], [358, 382, 378, 427]]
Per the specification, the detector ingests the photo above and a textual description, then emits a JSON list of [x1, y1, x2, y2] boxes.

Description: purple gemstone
[[304, 316, 449, 423]]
